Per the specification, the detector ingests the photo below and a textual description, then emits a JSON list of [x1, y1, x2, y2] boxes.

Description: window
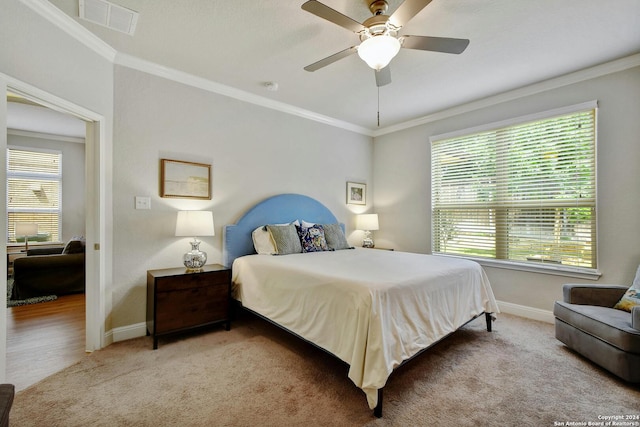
[[431, 102, 597, 272], [7, 147, 62, 244]]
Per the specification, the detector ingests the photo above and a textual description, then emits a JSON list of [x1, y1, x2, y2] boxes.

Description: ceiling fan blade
[[304, 46, 358, 72], [401, 35, 470, 54], [301, 1, 365, 33], [375, 66, 391, 87], [388, 0, 433, 28]]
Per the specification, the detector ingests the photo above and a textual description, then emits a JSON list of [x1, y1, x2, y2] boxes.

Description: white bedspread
[[232, 248, 499, 409]]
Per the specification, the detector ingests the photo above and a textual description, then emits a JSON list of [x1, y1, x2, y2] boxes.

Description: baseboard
[[111, 322, 147, 343], [497, 300, 555, 324]]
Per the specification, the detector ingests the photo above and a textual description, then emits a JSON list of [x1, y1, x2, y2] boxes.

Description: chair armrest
[[632, 306, 640, 331], [562, 284, 628, 307]]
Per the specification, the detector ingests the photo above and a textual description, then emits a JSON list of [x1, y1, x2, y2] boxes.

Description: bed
[[224, 193, 499, 417]]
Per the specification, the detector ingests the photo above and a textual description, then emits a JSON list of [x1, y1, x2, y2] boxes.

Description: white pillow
[[252, 226, 276, 255], [251, 220, 301, 255], [300, 219, 316, 228]]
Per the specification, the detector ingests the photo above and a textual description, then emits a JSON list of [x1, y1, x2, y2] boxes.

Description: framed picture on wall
[[346, 181, 366, 205], [160, 159, 211, 199]]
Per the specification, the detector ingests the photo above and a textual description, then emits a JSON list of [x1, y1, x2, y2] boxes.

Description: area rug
[[6, 278, 57, 307], [10, 312, 640, 426]]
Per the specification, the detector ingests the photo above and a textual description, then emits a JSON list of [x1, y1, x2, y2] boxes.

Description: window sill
[[435, 254, 601, 281]]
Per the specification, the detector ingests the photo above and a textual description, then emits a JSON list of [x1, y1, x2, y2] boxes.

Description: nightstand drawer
[[155, 270, 230, 292], [155, 284, 229, 333]]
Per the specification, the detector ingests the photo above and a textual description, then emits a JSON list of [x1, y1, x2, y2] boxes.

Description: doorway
[[5, 93, 86, 390], [1, 78, 106, 385]]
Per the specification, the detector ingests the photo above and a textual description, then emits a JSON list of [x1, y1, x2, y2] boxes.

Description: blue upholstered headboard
[[223, 193, 343, 268]]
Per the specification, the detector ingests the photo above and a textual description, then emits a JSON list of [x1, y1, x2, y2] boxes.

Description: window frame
[[430, 101, 600, 280], [6, 145, 63, 245]]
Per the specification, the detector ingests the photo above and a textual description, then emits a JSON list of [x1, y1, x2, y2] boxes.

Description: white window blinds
[[7, 147, 62, 243], [431, 103, 597, 270]]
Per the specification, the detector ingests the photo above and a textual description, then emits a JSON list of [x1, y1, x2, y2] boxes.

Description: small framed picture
[[160, 159, 211, 200], [346, 182, 366, 205]]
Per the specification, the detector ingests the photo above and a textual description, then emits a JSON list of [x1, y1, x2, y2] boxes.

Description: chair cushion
[[554, 301, 640, 353]]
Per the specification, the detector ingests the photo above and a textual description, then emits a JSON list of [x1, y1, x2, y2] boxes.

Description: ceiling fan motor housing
[[360, 15, 398, 41], [369, 0, 389, 15]]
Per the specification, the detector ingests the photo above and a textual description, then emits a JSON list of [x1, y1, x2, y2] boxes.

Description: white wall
[[7, 132, 86, 242], [111, 65, 373, 329], [373, 65, 640, 315]]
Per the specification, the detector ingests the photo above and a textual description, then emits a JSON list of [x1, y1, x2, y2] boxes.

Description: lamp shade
[[175, 211, 215, 237], [15, 222, 38, 237], [356, 214, 379, 231], [357, 35, 401, 71]]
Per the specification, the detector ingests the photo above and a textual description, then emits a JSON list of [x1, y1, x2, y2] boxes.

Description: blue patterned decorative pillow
[[296, 224, 329, 253]]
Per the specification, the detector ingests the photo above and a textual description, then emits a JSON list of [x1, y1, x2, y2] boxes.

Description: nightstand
[[146, 264, 231, 349]]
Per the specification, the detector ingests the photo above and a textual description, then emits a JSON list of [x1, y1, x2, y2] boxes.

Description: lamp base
[[362, 231, 375, 248], [183, 239, 207, 270]]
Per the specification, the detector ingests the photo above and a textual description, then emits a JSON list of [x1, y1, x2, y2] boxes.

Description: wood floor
[[6, 293, 86, 391]]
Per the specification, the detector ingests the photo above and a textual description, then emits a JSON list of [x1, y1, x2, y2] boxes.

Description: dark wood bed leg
[[373, 389, 383, 418], [485, 312, 492, 332]]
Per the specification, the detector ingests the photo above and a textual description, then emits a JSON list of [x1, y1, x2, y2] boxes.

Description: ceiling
[[25, 1, 640, 132]]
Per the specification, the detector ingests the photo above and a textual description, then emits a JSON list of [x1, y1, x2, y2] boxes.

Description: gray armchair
[[554, 281, 640, 382]]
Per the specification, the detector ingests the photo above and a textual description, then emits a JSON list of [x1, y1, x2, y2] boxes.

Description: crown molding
[[373, 53, 640, 137], [114, 53, 373, 136], [19, 0, 117, 62]]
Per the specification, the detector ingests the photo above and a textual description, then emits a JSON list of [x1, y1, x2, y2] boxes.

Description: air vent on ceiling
[[79, 0, 139, 35]]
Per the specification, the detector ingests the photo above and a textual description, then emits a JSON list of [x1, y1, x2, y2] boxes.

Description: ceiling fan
[[301, 0, 470, 87]]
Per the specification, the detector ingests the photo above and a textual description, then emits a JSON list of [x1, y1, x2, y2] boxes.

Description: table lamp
[[175, 211, 215, 270], [355, 214, 379, 248], [15, 222, 38, 251]]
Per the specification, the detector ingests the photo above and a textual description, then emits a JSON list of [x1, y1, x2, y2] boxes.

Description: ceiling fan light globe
[[357, 35, 401, 71]]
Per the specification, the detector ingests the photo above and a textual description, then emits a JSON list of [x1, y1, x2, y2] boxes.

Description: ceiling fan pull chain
[[377, 86, 380, 127]]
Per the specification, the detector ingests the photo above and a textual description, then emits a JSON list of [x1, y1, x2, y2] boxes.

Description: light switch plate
[[135, 196, 151, 210]]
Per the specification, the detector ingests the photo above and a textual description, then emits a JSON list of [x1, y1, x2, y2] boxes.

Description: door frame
[[1, 74, 108, 381]]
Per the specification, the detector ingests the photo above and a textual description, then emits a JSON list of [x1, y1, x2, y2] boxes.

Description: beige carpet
[[10, 312, 640, 426]]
